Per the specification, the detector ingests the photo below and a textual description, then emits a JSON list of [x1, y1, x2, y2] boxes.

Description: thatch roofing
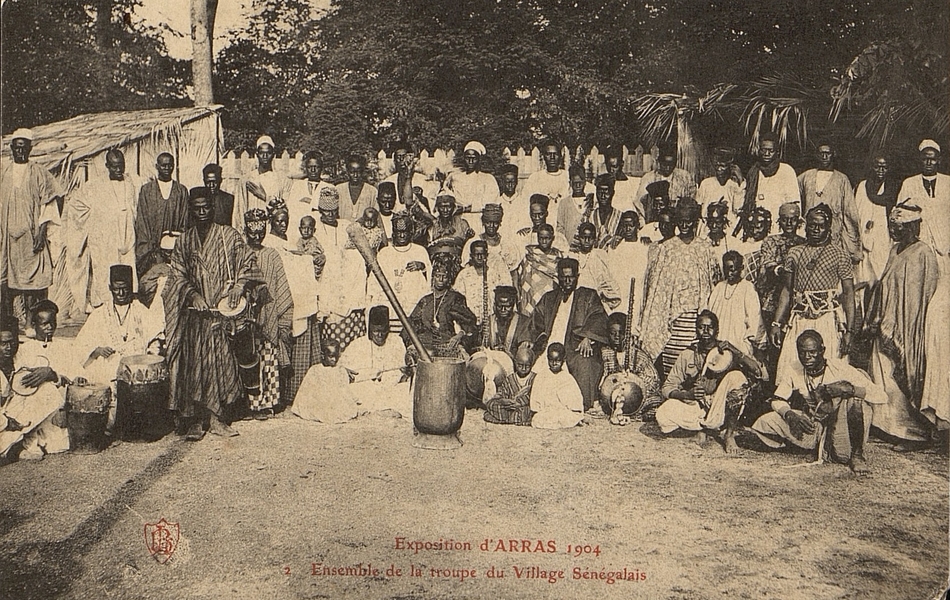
[[1, 105, 223, 173]]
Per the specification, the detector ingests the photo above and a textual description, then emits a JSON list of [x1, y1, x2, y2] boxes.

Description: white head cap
[[256, 135, 275, 149], [11, 128, 34, 142], [463, 141, 486, 155], [918, 139, 941, 153]]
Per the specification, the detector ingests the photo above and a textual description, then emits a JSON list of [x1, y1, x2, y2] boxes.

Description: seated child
[[484, 345, 537, 425], [296, 215, 327, 279], [344, 207, 386, 253], [530, 342, 586, 429]]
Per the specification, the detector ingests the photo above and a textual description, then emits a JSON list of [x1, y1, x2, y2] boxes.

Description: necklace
[[723, 281, 739, 301], [432, 290, 448, 329], [114, 303, 131, 342]]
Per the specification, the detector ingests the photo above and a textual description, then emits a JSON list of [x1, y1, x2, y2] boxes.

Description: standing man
[[697, 147, 744, 218], [455, 240, 510, 334], [383, 142, 438, 214], [1, 128, 63, 326], [238, 135, 291, 219], [337, 155, 377, 222], [464, 203, 521, 280], [522, 139, 570, 216], [602, 145, 640, 215], [572, 222, 621, 312], [446, 141, 499, 213], [370, 215, 430, 317], [285, 151, 334, 246], [65, 148, 138, 312], [798, 143, 862, 264], [899, 139, 950, 262], [162, 191, 262, 440], [190, 164, 235, 228], [634, 144, 697, 223], [590, 174, 622, 246], [740, 132, 800, 227], [606, 211, 649, 325], [495, 164, 529, 236], [135, 152, 190, 274], [522, 257, 609, 411]]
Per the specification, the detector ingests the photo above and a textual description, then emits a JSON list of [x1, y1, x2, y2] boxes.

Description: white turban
[[256, 135, 275, 149], [918, 139, 941, 153], [463, 141, 486, 155], [11, 128, 34, 141]]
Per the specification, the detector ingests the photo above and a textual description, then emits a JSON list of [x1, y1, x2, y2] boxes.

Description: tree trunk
[[191, 0, 215, 105]]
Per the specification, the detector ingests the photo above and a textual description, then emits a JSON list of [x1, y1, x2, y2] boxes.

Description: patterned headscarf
[[318, 186, 340, 210], [244, 208, 269, 233]]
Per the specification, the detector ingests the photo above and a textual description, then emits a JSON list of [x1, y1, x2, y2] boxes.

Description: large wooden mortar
[[413, 357, 465, 449]]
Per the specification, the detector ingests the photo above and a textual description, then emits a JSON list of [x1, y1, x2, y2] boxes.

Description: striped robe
[[163, 224, 262, 417]]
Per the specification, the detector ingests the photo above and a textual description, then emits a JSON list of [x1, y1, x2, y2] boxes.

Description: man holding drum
[[163, 192, 263, 440], [75, 265, 164, 389], [0, 315, 70, 460], [655, 309, 768, 454]]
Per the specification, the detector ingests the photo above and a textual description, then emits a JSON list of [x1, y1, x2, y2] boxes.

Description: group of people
[[1, 128, 948, 474]]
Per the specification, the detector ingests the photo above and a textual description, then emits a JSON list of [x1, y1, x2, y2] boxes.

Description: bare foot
[[693, 431, 710, 447], [723, 435, 740, 455], [849, 453, 871, 475], [184, 422, 206, 442], [208, 418, 239, 437]]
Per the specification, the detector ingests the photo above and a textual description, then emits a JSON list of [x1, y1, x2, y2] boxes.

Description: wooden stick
[[346, 222, 432, 363]]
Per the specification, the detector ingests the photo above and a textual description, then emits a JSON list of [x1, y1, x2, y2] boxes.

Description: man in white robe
[[369, 215, 430, 316], [339, 306, 411, 415], [74, 265, 163, 389], [1, 128, 63, 326], [495, 164, 530, 237], [65, 149, 139, 312], [445, 141, 499, 214], [606, 211, 649, 326], [284, 151, 335, 247]]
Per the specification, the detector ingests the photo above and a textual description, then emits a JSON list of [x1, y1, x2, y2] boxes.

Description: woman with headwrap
[[769, 203, 855, 384], [405, 255, 477, 358], [244, 209, 294, 417]]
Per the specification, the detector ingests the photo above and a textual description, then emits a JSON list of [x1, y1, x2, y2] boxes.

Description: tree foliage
[[1, 0, 189, 133], [214, 0, 947, 167]]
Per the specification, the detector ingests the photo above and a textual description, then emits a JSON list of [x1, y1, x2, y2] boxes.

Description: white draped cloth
[[530, 368, 585, 429], [65, 178, 139, 311]]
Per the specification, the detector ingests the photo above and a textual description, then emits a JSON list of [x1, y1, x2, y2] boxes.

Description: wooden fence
[[219, 145, 659, 184]]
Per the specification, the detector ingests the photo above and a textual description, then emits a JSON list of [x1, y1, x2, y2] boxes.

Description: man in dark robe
[[163, 193, 263, 440], [521, 257, 609, 411], [190, 163, 235, 228], [135, 152, 190, 274]]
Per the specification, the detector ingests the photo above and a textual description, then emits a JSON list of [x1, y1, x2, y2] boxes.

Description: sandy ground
[[0, 409, 947, 600]]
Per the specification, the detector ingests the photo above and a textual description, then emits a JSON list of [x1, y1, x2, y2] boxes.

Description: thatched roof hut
[[1, 105, 223, 192]]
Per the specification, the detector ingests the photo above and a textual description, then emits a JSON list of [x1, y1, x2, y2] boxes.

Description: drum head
[[217, 296, 247, 318], [703, 347, 735, 374], [11, 369, 39, 396]]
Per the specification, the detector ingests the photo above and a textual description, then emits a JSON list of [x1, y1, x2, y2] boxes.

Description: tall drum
[[413, 357, 466, 449], [115, 355, 171, 442], [66, 384, 112, 454]]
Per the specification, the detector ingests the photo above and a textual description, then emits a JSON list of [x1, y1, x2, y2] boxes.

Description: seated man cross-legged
[[655, 309, 768, 454]]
